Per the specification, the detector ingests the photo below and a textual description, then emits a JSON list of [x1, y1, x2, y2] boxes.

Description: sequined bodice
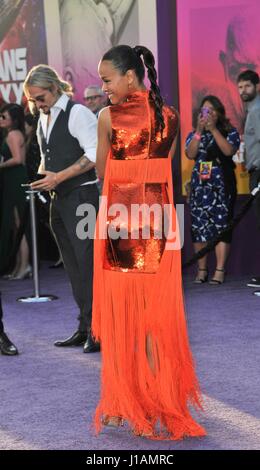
[[110, 90, 178, 160], [104, 91, 179, 274]]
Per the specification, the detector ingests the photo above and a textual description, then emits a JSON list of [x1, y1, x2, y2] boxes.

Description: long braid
[[133, 46, 165, 135]]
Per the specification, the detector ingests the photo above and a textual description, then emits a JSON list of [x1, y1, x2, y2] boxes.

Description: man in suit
[[23, 65, 100, 352], [0, 292, 18, 355]]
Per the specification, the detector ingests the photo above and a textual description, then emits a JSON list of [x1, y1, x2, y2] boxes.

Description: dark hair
[[24, 112, 39, 128], [200, 95, 232, 132], [237, 69, 260, 85], [102, 44, 165, 134], [24, 113, 39, 151], [24, 113, 38, 139], [0, 103, 25, 134]]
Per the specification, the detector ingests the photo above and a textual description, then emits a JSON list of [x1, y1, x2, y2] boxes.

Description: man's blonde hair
[[23, 64, 73, 113]]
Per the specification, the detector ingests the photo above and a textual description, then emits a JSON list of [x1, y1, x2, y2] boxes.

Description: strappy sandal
[[209, 268, 225, 285], [132, 428, 155, 438], [194, 268, 208, 284], [102, 415, 124, 427]]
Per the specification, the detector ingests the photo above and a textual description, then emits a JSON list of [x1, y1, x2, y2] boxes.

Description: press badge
[[199, 161, 212, 181]]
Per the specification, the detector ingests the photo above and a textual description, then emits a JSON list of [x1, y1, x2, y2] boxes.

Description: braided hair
[[102, 45, 165, 135]]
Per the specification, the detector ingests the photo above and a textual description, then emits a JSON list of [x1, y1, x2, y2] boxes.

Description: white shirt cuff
[[84, 149, 96, 163]]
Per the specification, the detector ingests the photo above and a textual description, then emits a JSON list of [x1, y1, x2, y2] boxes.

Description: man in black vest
[[23, 65, 100, 352], [0, 292, 18, 355]]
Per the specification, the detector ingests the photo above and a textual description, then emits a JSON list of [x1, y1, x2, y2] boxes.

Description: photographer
[[185, 95, 240, 284]]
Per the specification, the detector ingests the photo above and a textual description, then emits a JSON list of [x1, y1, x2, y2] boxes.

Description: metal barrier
[[17, 188, 58, 303]]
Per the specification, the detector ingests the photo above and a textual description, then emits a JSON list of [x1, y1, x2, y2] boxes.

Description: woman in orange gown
[[92, 45, 206, 440]]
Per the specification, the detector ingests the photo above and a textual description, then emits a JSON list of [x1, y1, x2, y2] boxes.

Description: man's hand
[[31, 171, 59, 191]]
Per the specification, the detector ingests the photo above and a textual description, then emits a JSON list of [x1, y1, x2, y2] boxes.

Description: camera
[[201, 107, 210, 119]]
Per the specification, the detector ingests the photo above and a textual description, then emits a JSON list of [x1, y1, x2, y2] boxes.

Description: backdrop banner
[[0, 0, 48, 105], [177, 0, 260, 195]]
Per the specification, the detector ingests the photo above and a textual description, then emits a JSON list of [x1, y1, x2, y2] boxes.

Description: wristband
[[193, 132, 201, 141]]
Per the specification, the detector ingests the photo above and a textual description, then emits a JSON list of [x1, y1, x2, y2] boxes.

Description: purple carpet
[[0, 264, 259, 450]]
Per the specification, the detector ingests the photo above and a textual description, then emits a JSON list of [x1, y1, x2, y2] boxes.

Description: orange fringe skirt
[[92, 157, 206, 440]]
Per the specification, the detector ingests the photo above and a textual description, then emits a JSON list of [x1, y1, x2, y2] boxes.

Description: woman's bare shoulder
[[7, 129, 24, 142]]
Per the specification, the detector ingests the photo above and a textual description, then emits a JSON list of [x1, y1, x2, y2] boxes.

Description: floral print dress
[[185, 129, 240, 242]]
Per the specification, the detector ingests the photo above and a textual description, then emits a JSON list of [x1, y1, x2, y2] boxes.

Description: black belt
[[49, 182, 97, 199]]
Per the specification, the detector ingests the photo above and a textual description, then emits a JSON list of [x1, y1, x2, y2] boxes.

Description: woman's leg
[[211, 241, 230, 283], [193, 242, 208, 281], [12, 207, 30, 276], [17, 235, 30, 272]]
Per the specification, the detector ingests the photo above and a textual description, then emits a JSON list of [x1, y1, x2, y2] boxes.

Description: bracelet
[[193, 132, 201, 141]]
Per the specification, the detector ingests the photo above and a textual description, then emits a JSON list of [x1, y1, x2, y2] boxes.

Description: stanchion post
[[17, 188, 58, 303]]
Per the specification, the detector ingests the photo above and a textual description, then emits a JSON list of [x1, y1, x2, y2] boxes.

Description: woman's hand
[[204, 112, 217, 132], [196, 114, 206, 134]]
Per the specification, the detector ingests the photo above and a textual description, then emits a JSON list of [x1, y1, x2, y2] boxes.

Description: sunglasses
[[84, 95, 101, 101], [27, 88, 52, 104], [28, 96, 46, 104]]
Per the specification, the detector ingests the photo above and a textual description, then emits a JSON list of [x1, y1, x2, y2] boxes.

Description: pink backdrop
[[177, 0, 260, 194]]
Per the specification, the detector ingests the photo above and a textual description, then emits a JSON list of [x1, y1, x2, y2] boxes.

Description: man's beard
[[241, 92, 257, 102]]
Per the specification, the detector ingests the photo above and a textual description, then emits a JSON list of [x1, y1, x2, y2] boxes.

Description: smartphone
[[201, 107, 210, 119], [21, 174, 46, 187]]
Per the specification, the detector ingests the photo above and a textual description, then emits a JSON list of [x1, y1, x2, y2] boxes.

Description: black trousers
[[50, 184, 99, 333], [249, 169, 260, 231]]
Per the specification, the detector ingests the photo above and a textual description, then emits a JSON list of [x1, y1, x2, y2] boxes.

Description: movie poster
[[57, 0, 157, 103], [177, 0, 260, 195], [0, 0, 48, 105]]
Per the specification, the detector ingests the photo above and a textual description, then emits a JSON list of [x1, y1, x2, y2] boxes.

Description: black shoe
[[0, 332, 19, 356], [209, 268, 225, 285], [54, 331, 87, 347], [83, 334, 100, 353], [194, 268, 208, 284], [247, 276, 260, 288]]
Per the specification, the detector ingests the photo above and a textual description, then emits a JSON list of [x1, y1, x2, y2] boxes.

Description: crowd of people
[[0, 44, 259, 440]]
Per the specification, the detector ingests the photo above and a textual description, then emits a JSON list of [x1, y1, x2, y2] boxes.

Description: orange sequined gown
[[92, 90, 206, 439]]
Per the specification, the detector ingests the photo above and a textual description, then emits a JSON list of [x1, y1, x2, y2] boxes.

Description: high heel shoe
[[102, 415, 124, 427], [10, 266, 32, 280], [194, 268, 208, 284], [132, 427, 155, 438], [209, 268, 225, 285], [2, 272, 16, 280]]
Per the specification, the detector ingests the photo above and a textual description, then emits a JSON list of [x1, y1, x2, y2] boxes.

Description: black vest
[[38, 100, 96, 196]]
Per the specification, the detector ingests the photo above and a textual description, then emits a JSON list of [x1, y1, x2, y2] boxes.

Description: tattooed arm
[[56, 154, 95, 181]]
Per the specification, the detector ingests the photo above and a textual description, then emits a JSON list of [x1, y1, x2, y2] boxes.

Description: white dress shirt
[[37, 94, 98, 185]]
